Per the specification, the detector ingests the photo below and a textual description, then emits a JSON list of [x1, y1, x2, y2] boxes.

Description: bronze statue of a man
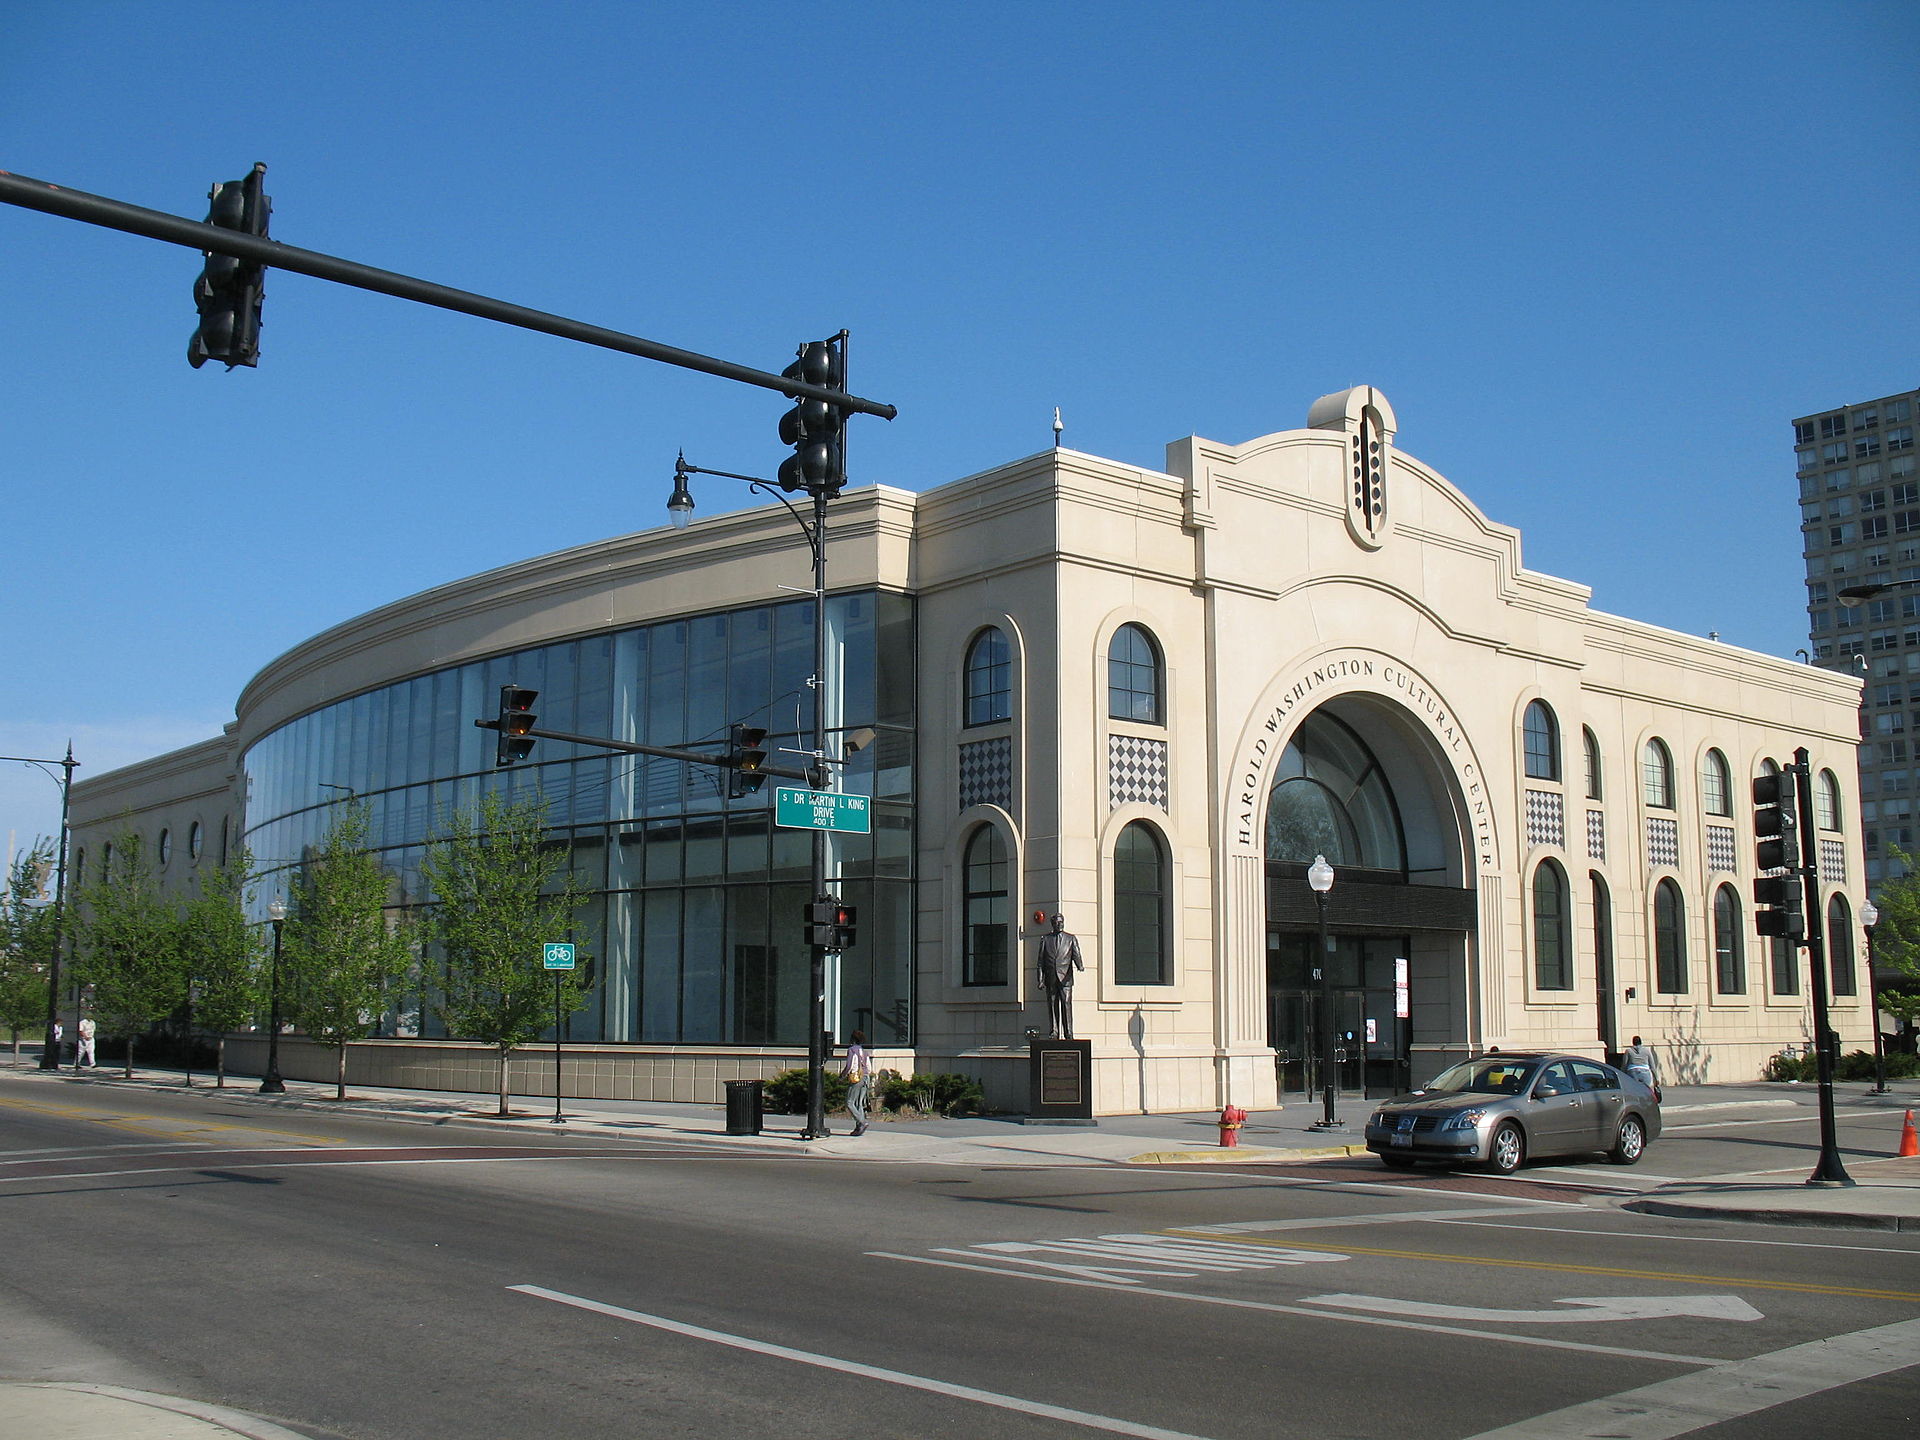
[[1036, 912, 1084, 1040]]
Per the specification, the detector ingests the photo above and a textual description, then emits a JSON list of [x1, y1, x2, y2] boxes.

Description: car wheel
[[1608, 1114, 1647, 1166], [1380, 1153, 1417, 1169], [1486, 1122, 1524, 1175]]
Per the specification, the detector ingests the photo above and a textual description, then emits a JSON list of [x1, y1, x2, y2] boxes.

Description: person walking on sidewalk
[[1623, 1035, 1659, 1091], [76, 1016, 96, 1069], [841, 1029, 874, 1137]]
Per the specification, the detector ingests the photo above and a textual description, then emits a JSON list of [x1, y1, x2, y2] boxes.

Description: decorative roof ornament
[[1307, 386, 1397, 551]]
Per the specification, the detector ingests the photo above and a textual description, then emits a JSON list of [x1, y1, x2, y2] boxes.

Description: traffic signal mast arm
[[0, 168, 895, 419], [472, 718, 825, 785]]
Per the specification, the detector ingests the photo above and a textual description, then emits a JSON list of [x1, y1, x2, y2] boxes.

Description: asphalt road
[[1, 1073, 1916, 1439]]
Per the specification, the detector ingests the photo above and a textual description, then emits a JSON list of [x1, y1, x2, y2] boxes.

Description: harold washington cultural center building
[[71, 387, 1872, 1113]]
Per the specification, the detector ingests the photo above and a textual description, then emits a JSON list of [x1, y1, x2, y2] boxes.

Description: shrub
[[879, 1070, 984, 1117], [761, 1067, 851, 1115], [1764, 1051, 1817, 1082], [1767, 1048, 1920, 1082]]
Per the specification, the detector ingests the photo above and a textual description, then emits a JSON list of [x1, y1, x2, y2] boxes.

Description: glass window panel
[[1523, 702, 1559, 781], [836, 593, 876, 725], [1114, 822, 1169, 984], [1532, 861, 1570, 989], [965, 628, 1012, 726], [679, 887, 724, 1043], [642, 817, 682, 885], [1655, 880, 1687, 993], [727, 606, 774, 729], [640, 890, 682, 1042], [681, 814, 725, 883], [686, 615, 730, 745], [725, 810, 770, 879], [727, 885, 774, 1043], [963, 826, 1009, 986], [772, 601, 815, 739]]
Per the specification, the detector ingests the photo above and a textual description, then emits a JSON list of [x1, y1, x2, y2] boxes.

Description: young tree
[[421, 791, 591, 1116], [177, 849, 262, 1087], [1869, 847, 1920, 984], [0, 839, 58, 1065], [281, 803, 414, 1100], [73, 830, 185, 1079]]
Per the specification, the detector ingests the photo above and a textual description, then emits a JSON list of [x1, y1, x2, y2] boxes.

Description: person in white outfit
[[76, 1016, 97, 1068]]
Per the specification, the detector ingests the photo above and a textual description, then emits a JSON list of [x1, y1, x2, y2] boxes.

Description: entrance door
[[1267, 932, 1412, 1099]]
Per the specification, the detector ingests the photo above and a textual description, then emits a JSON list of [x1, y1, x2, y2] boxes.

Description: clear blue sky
[[3, 0, 1915, 850]]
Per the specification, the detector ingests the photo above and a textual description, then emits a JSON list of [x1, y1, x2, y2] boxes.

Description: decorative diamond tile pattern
[[1706, 825, 1737, 874], [1821, 838, 1847, 886], [1109, 735, 1169, 810], [1646, 816, 1679, 870], [1586, 808, 1606, 862], [1525, 789, 1564, 849], [958, 736, 1013, 813]]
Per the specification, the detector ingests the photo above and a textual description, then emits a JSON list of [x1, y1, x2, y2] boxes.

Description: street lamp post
[[669, 452, 838, 1142], [260, 898, 287, 1094], [1861, 898, 1889, 1096], [4, 746, 79, 1072], [1307, 855, 1340, 1130]]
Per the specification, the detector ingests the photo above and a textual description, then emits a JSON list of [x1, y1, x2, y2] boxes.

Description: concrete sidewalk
[[13, 1060, 1920, 1230], [0, 1383, 309, 1440]]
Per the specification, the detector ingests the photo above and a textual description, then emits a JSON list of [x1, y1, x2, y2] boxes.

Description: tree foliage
[[1868, 846, 1920, 985], [1, 838, 59, 1061], [73, 830, 185, 1077], [420, 790, 590, 1116], [281, 803, 414, 1099], [177, 848, 262, 1085]]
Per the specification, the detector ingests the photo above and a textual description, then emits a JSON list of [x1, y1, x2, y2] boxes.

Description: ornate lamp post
[[1861, 898, 1890, 1096], [260, 898, 287, 1094], [1307, 855, 1340, 1130]]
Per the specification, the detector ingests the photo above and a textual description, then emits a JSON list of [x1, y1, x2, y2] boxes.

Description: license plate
[[1390, 1132, 1412, 1146]]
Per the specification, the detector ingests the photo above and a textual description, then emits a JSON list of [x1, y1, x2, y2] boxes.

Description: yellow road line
[[0, 1093, 343, 1146], [1161, 1229, 1920, 1303]]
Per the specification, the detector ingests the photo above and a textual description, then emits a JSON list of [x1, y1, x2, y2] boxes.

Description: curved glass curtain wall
[[1264, 711, 1407, 875], [242, 592, 915, 1047]]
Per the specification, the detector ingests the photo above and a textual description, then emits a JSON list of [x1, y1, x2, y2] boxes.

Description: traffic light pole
[[804, 479, 833, 1141], [1794, 748, 1853, 1187], [0, 169, 897, 421]]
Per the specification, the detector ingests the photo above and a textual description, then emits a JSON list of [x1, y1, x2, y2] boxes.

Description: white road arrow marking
[[1302, 1293, 1763, 1324]]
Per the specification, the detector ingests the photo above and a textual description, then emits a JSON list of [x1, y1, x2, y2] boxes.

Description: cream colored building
[[71, 387, 1870, 1112]]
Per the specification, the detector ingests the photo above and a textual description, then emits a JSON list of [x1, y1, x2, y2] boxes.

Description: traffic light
[[727, 724, 769, 796], [496, 685, 538, 766], [805, 898, 857, 951], [1752, 769, 1804, 940], [776, 337, 846, 495], [188, 164, 270, 370]]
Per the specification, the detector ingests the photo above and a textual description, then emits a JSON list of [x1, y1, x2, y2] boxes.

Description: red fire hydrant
[[1219, 1104, 1247, 1148]]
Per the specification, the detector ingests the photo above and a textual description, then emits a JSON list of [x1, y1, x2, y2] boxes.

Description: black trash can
[[724, 1079, 764, 1136]]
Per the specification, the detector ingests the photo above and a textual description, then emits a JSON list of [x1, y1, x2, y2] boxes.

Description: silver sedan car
[[1364, 1052, 1661, 1174]]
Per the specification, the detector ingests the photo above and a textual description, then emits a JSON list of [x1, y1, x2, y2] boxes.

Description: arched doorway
[[1265, 701, 1476, 1099]]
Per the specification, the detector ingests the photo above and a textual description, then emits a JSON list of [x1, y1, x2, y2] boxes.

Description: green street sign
[[542, 942, 577, 971], [774, 787, 872, 834]]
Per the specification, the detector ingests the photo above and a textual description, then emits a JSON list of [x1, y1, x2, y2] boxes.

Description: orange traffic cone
[[1899, 1110, 1918, 1159]]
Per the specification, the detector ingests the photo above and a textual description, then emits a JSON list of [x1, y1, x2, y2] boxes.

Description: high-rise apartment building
[[1796, 384, 1920, 886]]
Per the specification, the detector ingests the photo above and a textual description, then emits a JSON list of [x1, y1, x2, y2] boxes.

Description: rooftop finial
[[1052, 407, 1063, 448]]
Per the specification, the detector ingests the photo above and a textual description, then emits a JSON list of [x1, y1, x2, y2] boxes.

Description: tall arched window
[[72, 849, 85, 888], [1591, 871, 1614, 1018], [1583, 727, 1603, 801], [1713, 884, 1746, 994], [1816, 770, 1842, 831], [1654, 879, 1688, 993], [157, 828, 172, 867], [1523, 701, 1560, 781], [964, 628, 1012, 726], [1107, 624, 1163, 724], [1113, 822, 1169, 984], [1828, 894, 1856, 996], [1642, 739, 1675, 809], [1701, 749, 1732, 817], [1265, 712, 1407, 874], [962, 826, 1009, 986], [1532, 859, 1571, 990]]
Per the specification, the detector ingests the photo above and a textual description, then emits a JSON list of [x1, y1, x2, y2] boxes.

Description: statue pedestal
[[1024, 1038, 1094, 1125]]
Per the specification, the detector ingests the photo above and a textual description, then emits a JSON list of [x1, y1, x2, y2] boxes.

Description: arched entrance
[[1264, 699, 1477, 1099]]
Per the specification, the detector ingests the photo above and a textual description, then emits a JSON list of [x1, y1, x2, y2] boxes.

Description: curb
[[1620, 1198, 1920, 1233], [1127, 1143, 1370, 1165], [0, 1383, 311, 1439]]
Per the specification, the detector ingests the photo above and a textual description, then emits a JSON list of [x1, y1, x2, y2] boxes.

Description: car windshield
[[1422, 1059, 1540, 1096]]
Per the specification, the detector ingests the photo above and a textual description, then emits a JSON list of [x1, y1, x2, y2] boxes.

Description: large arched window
[[961, 826, 1010, 986], [1828, 894, 1856, 996], [1523, 701, 1560, 781], [1771, 935, 1800, 996], [1265, 712, 1406, 874], [1701, 749, 1732, 818], [1532, 859, 1571, 990], [964, 628, 1012, 727], [1816, 770, 1842, 831], [1113, 822, 1169, 985], [1107, 624, 1163, 724], [1642, 739, 1675, 809], [1713, 884, 1746, 994], [1654, 879, 1688, 993], [1583, 727, 1603, 801]]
